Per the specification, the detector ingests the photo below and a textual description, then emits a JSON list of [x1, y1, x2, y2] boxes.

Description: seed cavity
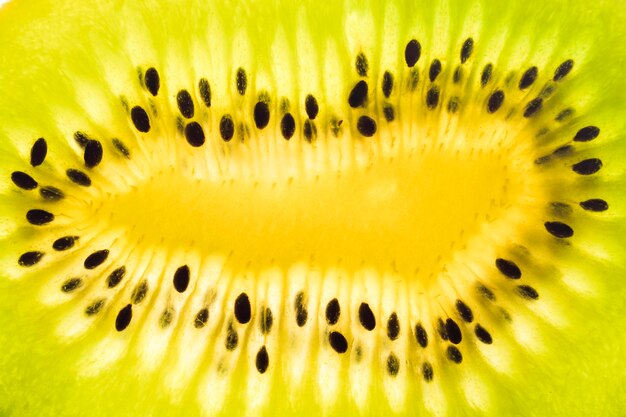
[[234, 292, 252, 324], [348, 80, 368, 108], [404, 39, 421, 67], [518, 285, 539, 300], [38, 186, 63, 202], [184, 122, 205, 147], [474, 324, 493, 344], [130, 106, 151, 132], [85, 299, 105, 316], [355, 52, 368, 77], [304, 119, 317, 142], [426, 86, 439, 109], [236, 68, 247, 96], [487, 90, 504, 113], [198, 78, 211, 107], [495, 258, 522, 279], [305, 94, 319, 119], [447, 345, 463, 363], [383, 104, 395, 122], [61, 277, 82, 293], [294, 291, 308, 327], [226, 322, 238, 350], [106, 266, 126, 288], [30, 138, 47, 167], [573, 126, 600, 142], [523, 98, 543, 117], [437, 318, 448, 340], [387, 312, 400, 341], [26, 209, 54, 225], [131, 280, 148, 304], [112, 139, 131, 158], [481, 63, 493, 87], [453, 66, 462, 83], [18, 251, 44, 267], [553, 59, 574, 81], [115, 304, 132, 331], [74, 131, 90, 148], [358, 302, 376, 331], [460, 37, 474, 63], [429, 59, 442, 82], [84, 249, 109, 269], [280, 113, 296, 140], [194, 308, 209, 328], [580, 198, 608, 212], [176, 89, 195, 119], [556, 108, 574, 122], [455, 300, 473, 323], [415, 323, 428, 348], [256, 346, 269, 374], [572, 158, 602, 175], [519, 66, 538, 90], [66, 169, 91, 186], [356, 116, 376, 137], [173, 265, 190, 293], [478, 284, 496, 301], [386, 353, 400, 376], [544, 221, 574, 238], [160, 307, 175, 328], [219, 115, 235, 142], [253, 101, 270, 129], [11, 171, 38, 190], [329, 331, 348, 353], [260, 307, 273, 334], [325, 298, 340, 325], [422, 362, 434, 381]]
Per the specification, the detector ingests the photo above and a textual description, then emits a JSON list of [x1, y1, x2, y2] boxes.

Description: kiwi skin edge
[[0, 1, 626, 417]]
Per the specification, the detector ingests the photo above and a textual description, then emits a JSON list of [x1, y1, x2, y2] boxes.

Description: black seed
[[173, 265, 190, 293], [30, 138, 47, 167], [445, 318, 462, 344], [236, 68, 247, 95], [253, 101, 270, 129], [572, 158, 602, 175], [303, 119, 316, 142], [460, 38, 474, 63], [495, 258, 522, 279], [348, 80, 368, 108], [83, 140, 103, 168], [176, 89, 195, 119], [144, 67, 160, 96], [358, 302, 376, 331], [112, 139, 131, 158], [481, 63, 493, 87], [194, 308, 209, 328], [260, 307, 273, 334], [198, 78, 212, 107], [85, 299, 105, 316], [61, 277, 82, 293], [386, 353, 400, 376], [453, 66, 462, 83], [556, 108, 574, 122], [184, 122, 205, 147], [447, 97, 460, 113], [131, 280, 148, 304], [279, 113, 296, 140], [544, 221, 574, 238], [74, 131, 90, 148], [356, 116, 377, 137], [256, 346, 269, 374], [429, 59, 442, 82], [523, 98, 543, 118], [437, 318, 448, 340], [234, 292, 251, 324], [553, 145, 573, 157], [26, 209, 54, 225], [573, 126, 600, 142], [580, 198, 608, 212], [219, 115, 235, 142], [426, 86, 440, 109], [382, 71, 393, 98], [115, 304, 132, 331], [159, 308, 174, 328], [355, 52, 368, 77], [305, 94, 319, 119], [519, 66, 538, 90], [383, 104, 395, 122], [487, 90, 505, 113], [422, 362, 434, 382], [295, 291, 308, 327], [106, 266, 126, 288], [404, 39, 421, 67], [518, 285, 539, 300], [447, 345, 463, 363], [408, 69, 419, 90], [53, 236, 78, 251], [226, 323, 238, 350], [11, 171, 37, 190], [39, 186, 64, 201], [66, 169, 91, 186], [474, 324, 493, 344], [130, 106, 151, 132], [553, 59, 574, 81], [455, 300, 473, 323], [18, 251, 44, 267], [415, 323, 428, 348], [478, 284, 496, 301], [326, 298, 341, 325], [84, 249, 109, 269], [329, 331, 348, 353], [387, 313, 400, 341]]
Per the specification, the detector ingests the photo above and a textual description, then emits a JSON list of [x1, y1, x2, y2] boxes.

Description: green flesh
[[1, 0, 626, 416]]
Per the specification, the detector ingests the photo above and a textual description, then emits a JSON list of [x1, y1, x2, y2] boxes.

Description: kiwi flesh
[[1, 0, 626, 416]]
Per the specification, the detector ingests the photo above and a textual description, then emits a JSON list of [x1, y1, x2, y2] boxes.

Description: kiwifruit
[[0, 0, 625, 416]]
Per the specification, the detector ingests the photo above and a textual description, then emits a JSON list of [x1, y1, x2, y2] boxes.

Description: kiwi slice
[[1, 0, 625, 416]]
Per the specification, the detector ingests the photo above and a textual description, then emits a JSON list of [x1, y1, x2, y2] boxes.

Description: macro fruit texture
[[0, 0, 625, 416]]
